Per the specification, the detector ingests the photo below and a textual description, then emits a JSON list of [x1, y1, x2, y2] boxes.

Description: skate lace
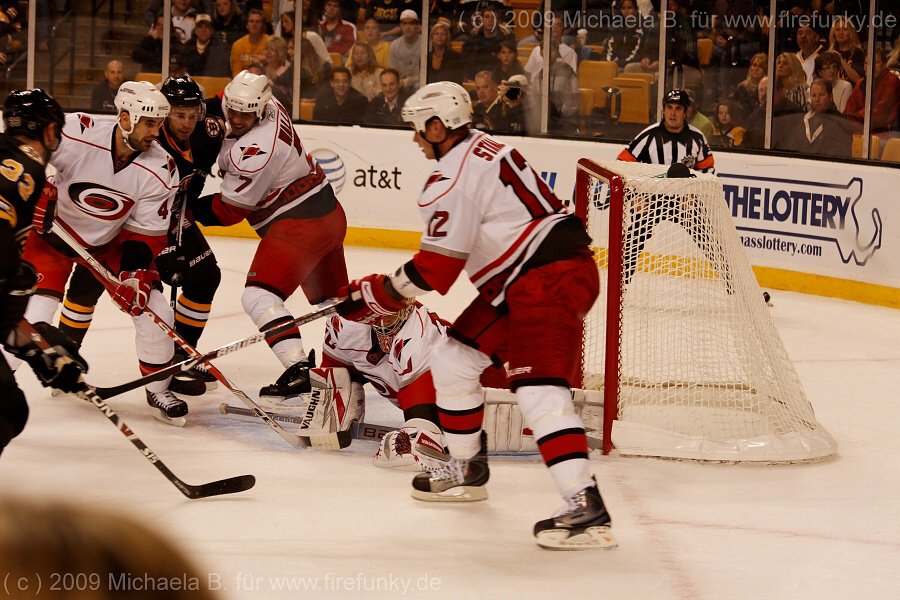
[[150, 391, 182, 409], [425, 457, 466, 483]]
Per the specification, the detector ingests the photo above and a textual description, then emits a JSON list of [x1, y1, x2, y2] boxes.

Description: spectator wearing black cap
[[181, 13, 231, 77]]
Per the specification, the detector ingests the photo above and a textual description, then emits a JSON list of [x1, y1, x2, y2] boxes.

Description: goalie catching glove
[[4, 321, 88, 392], [373, 418, 449, 471], [336, 274, 408, 325]]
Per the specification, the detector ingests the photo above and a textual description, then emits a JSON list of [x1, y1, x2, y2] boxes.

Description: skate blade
[[411, 485, 488, 503], [152, 410, 187, 428], [535, 525, 617, 551]]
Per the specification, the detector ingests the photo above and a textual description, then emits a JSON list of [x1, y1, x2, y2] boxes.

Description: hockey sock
[[58, 298, 95, 347], [134, 290, 175, 394], [431, 339, 492, 460], [517, 385, 593, 498], [241, 286, 306, 368], [174, 294, 211, 348]]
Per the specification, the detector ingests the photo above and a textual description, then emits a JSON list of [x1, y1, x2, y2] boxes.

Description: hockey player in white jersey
[[317, 304, 449, 471], [18, 81, 192, 423], [337, 82, 615, 549], [191, 70, 349, 401]]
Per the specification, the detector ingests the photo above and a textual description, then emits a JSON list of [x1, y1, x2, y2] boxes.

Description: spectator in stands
[[627, 0, 698, 87], [263, 36, 293, 107], [844, 47, 900, 141], [461, 5, 513, 81], [430, 0, 461, 32], [182, 13, 232, 77], [751, 76, 802, 149], [471, 70, 503, 131], [171, 0, 199, 44], [605, 0, 643, 70], [348, 41, 384, 100], [278, 10, 295, 41], [524, 15, 577, 81], [776, 52, 809, 112], [213, 0, 246, 46], [298, 0, 322, 30], [813, 51, 851, 112], [364, 68, 410, 125], [388, 10, 421, 89], [132, 13, 186, 72], [781, 78, 853, 157], [91, 59, 126, 113], [888, 41, 899, 75], [231, 8, 271, 75], [494, 73, 538, 134], [298, 34, 333, 98], [794, 24, 822, 85], [351, 17, 390, 69], [827, 15, 864, 85], [313, 66, 368, 123], [686, 89, 714, 140], [493, 39, 525, 86], [531, 41, 580, 135], [145, 0, 212, 27], [732, 52, 767, 118], [519, 24, 543, 48], [710, 99, 745, 147], [319, 0, 356, 58], [366, 0, 409, 41], [427, 18, 463, 85], [711, 0, 761, 68]]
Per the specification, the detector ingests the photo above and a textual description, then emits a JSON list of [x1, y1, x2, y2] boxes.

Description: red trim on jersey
[[320, 351, 352, 370], [62, 123, 174, 189], [617, 148, 638, 162], [411, 249, 466, 295], [537, 429, 589, 465], [397, 371, 436, 412], [227, 101, 282, 174], [470, 218, 541, 282], [417, 132, 487, 209], [212, 194, 252, 226]]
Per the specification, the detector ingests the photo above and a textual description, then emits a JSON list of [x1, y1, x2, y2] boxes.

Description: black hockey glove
[[155, 244, 187, 286], [0, 261, 38, 338], [5, 322, 89, 393]]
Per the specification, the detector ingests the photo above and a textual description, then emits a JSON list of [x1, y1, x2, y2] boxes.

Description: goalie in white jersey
[[337, 82, 614, 550], [18, 81, 190, 423]]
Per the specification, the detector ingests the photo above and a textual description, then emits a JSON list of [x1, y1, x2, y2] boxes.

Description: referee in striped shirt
[[615, 89, 729, 289]]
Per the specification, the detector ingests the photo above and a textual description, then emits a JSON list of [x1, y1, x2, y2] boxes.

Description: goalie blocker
[[280, 367, 603, 460]]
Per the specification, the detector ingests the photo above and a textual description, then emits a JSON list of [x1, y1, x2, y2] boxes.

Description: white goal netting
[[577, 159, 836, 463]]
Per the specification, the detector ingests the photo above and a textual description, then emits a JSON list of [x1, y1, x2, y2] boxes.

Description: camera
[[505, 86, 522, 100]]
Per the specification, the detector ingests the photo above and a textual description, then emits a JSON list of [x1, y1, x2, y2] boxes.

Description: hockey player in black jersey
[[0, 89, 88, 456], [57, 76, 224, 395]]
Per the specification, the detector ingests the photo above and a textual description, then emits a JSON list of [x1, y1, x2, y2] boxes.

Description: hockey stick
[[219, 403, 396, 447], [168, 193, 188, 309], [50, 225, 317, 450], [88, 302, 341, 400], [16, 321, 255, 499]]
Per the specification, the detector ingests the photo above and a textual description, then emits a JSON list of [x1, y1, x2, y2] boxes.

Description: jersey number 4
[[498, 150, 562, 218]]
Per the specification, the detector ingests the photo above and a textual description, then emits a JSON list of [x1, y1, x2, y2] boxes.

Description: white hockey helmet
[[401, 81, 472, 134], [114, 80, 170, 133], [373, 301, 415, 353], [223, 70, 272, 119]]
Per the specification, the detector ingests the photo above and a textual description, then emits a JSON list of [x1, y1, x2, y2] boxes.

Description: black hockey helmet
[[663, 89, 692, 109], [3, 88, 65, 141], [161, 75, 203, 107]]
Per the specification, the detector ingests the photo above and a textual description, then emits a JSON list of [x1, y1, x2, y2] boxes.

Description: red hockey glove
[[32, 181, 57, 235], [336, 274, 406, 325], [112, 270, 153, 316]]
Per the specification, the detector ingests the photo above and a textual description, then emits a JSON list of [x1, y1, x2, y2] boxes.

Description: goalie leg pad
[[284, 367, 362, 436]]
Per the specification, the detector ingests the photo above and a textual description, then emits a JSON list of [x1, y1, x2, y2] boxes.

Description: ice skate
[[411, 431, 488, 502], [172, 348, 218, 392], [146, 389, 188, 427], [533, 476, 616, 550], [259, 350, 315, 404], [374, 419, 449, 471]]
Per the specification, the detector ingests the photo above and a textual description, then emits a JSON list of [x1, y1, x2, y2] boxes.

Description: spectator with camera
[[493, 74, 538, 135]]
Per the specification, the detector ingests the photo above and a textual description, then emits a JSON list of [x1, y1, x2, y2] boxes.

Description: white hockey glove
[[291, 367, 365, 435], [373, 418, 449, 471]]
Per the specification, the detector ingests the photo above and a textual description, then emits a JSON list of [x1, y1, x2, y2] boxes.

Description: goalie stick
[[17, 321, 255, 499], [50, 225, 319, 450]]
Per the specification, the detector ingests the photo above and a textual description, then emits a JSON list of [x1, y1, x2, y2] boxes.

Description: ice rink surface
[[2, 237, 899, 600]]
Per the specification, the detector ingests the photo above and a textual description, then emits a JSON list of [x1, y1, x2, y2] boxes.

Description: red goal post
[[573, 158, 836, 463]]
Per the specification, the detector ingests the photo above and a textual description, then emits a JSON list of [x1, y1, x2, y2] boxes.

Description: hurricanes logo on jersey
[[78, 114, 94, 133], [68, 182, 135, 221], [422, 173, 448, 191], [239, 144, 267, 162]]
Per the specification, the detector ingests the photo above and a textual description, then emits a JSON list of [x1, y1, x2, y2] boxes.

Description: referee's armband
[[617, 148, 638, 162]]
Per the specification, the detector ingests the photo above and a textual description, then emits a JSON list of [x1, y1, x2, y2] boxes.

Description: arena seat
[[578, 60, 618, 110]]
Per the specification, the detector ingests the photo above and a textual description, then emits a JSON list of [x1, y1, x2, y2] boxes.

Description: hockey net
[[575, 159, 836, 463]]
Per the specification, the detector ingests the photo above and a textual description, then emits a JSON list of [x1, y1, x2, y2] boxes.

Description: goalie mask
[[373, 302, 415, 353]]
